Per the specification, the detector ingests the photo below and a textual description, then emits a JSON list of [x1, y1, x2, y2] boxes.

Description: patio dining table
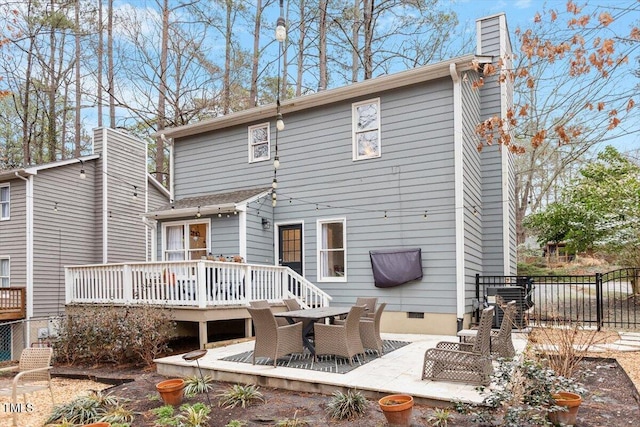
[[274, 306, 351, 355]]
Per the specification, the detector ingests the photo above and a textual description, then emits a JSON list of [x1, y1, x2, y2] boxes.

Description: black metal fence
[[475, 268, 640, 330]]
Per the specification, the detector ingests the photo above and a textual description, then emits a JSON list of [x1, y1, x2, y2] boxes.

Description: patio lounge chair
[[422, 306, 494, 386], [359, 302, 387, 356], [314, 305, 366, 365], [0, 347, 54, 427], [249, 299, 288, 326], [247, 306, 304, 367], [460, 300, 517, 359]]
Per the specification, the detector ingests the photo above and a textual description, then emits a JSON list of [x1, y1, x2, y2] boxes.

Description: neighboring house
[[0, 128, 170, 359], [149, 13, 517, 337]]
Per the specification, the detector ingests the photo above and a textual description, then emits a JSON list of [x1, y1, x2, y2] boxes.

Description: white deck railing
[[65, 260, 332, 308]]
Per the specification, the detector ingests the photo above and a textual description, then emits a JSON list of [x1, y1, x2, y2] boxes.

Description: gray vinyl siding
[[0, 179, 27, 288], [461, 73, 483, 311], [211, 215, 240, 258], [247, 207, 274, 265], [100, 128, 149, 263], [32, 165, 98, 317], [174, 79, 459, 314]]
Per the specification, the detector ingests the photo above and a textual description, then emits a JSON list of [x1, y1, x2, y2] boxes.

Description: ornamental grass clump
[[326, 389, 368, 421], [217, 384, 265, 409]]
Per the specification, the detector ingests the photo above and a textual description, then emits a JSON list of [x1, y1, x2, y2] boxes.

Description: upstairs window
[[248, 123, 270, 163], [0, 258, 9, 287], [352, 98, 381, 160], [317, 218, 347, 282], [0, 184, 9, 220]]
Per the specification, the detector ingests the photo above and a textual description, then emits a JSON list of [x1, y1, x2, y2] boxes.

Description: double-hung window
[[0, 258, 9, 287], [163, 221, 210, 261], [0, 184, 9, 220], [352, 98, 381, 160], [248, 123, 270, 163], [317, 218, 346, 282]]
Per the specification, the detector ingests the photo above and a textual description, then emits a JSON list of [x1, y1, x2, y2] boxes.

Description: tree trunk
[[156, 0, 169, 183], [108, 0, 115, 128], [222, 0, 232, 114], [352, 0, 360, 82], [21, 0, 35, 166], [74, 0, 81, 157], [249, 0, 261, 106], [97, 0, 103, 128], [318, 0, 327, 91], [362, 0, 373, 79], [295, 0, 305, 97]]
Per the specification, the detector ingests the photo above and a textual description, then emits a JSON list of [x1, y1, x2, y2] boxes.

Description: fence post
[[595, 272, 603, 331]]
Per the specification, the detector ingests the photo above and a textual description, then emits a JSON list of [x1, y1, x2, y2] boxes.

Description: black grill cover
[[369, 248, 423, 288]]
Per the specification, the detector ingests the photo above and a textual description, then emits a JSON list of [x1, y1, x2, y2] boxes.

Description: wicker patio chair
[[249, 299, 288, 326], [314, 305, 366, 365], [247, 306, 304, 367], [0, 347, 54, 427], [359, 302, 386, 356], [463, 300, 517, 359], [283, 298, 313, 330], [355, 297, 378, 318], [422, 306, 494, 386]]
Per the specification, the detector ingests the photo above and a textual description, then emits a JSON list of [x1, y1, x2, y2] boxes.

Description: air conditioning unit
[[486, 286, 528, 329]]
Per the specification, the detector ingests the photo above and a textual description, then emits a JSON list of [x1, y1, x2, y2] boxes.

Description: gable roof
[[158, 53, 489, 140], [146, 187, 271, 219], [0, 155, 100, 180]]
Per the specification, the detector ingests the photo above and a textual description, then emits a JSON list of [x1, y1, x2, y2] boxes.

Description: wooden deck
[[0, 287, 26, 321]]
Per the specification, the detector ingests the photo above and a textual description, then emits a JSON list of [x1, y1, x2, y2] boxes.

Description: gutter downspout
[[161, 133, 175, 201], [449, 63, 466, 330], [15, 172, 33, 345]]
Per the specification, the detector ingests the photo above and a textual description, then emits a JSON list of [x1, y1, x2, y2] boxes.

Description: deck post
[[198, 321, 208, 349], [197, 261, 207, 308], [123, 264, 133, 304], [243, 264, 252, 302]]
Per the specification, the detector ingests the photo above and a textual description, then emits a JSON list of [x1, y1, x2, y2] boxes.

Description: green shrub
[[151, 405, 178, 427], [326, 389, 368, 420], [53, 304, 175, 367], [217, 384, 264, 409]]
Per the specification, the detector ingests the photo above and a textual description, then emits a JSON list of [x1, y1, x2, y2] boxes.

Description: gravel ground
[[0, 377, 110, 427]]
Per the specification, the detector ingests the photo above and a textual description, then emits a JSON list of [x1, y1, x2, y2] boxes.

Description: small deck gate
[[475, 268, 640, 330]]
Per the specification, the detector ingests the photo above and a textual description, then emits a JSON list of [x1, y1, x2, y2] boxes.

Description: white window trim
[[0, 256, 9, 288], [352, 98, 382, 161], [0, 183, 10, 220], [161, 219, 211, 261], [248, 122, 271, 163], [316, 217, 347, 283]]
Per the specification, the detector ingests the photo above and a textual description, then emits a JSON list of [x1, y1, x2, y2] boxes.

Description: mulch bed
[[49, 356, 640, 426]]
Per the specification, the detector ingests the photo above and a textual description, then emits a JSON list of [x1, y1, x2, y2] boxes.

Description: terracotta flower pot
[[548, 391, 582, 426], [83, 423, 110, 427], [378, 394, 414, 427], [156, 378, 185, 406]]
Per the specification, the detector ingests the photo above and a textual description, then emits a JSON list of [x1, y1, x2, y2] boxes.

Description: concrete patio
[[155, 331, 530, 406]]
